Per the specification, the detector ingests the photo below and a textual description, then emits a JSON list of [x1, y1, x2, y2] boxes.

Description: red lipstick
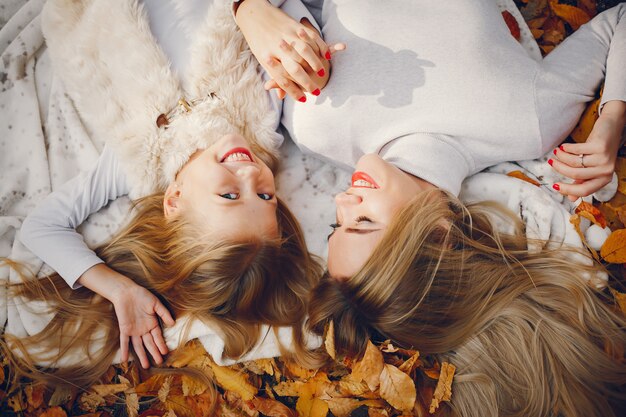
[[351, 171, 380, 188], [220, 147, 253, 162]]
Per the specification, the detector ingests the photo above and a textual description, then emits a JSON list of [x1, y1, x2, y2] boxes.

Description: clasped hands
[[235, 0, 345, 101]]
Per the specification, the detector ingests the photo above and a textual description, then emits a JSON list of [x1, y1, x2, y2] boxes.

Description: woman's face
[[327, 154, 435, 278], [164, 134, 278, 240]]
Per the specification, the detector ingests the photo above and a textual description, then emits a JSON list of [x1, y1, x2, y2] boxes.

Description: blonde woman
[[280, 1, 626, 416], [2, 0, 335, 386]]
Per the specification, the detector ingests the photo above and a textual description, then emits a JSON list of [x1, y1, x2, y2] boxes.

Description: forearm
[[600, 100, 626, 125], [77, 263, 136, 303]]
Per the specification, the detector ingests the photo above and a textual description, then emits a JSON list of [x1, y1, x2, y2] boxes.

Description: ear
[[163, 183, 182, 219]]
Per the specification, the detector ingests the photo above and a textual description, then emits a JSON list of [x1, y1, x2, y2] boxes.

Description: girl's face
[[327, 154, 435, 279], [164, 134, 279, 240]]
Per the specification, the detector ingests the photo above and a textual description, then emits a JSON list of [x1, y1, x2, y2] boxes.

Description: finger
[[132, 335, 150, 369], [120, 333, 129, 363], [553, 148, 596, 168], [155, 301, 175, 327], [329, 43, 347, 54], [264, 79, 279, 90], [299, 18, 328, 60], [152, 327, 169, 355], [142, 333, 163, 365], [277, 89, 287, 100], [264, 58, 306, 101], [281, 57, 320, 93], [558, 142, 597, 156], [554, 176, 612, 199], [548, 158, 606, 181], [291, 38, 325, 76]]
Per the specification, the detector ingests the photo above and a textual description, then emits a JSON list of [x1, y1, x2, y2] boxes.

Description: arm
[[19, 146, 175, 367], [235, 0, 342, 101]]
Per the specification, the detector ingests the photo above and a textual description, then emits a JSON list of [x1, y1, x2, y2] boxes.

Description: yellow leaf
[[549, 0, 590, 30], [40, 407, 68, 417], [251, 397, 297, 417], [126, 393, 139, 417], [273, 380, 305, 397], [8, 391, 26, 412], [91, 383, 130, 397], [531, 28, 544, 39], [325, 320, 336, 360], [379, 364, 416, 412], [166, 340, 208, 368], [576, 201, 607, 228], [243, 358, 277, 376], [283, 359, 317, 380], [601, 229, 626, 263], [134, 374, 169, 397], [398, 351, 422, 375], [507, 170, 540, 187], [350, 341, 384, 392], [296, 384, 329, 417], [368, 408, 389, 417], [337, 379, 370, 397], [610, 288, 626, 314], [158, 376, 172, 403], [429, 362, 456, 414], [571, 97, 600, 143], [326, 398, 364, 417], [182, 375, 208, 397], [78, 392, 105, 413], [208, 358, 258, 401]]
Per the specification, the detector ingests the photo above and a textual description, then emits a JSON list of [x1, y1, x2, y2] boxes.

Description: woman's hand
[[235, 0, 342, 101], [550, 101, 626, 201], [77, 264, 175, 368]]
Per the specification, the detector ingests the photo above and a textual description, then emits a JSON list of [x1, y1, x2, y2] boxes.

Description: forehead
[[194, 201, 280, 239], [327, 228, 384, 278]]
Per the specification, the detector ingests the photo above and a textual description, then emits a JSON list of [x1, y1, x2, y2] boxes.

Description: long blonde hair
[[308, 190, 626, 417], [3, 193, 322, 388]]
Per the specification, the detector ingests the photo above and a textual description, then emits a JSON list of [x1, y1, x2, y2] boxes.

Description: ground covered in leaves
[[2, 0, 626, 416]]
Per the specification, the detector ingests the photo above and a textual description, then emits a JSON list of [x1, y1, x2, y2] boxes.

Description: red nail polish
[[317, 68, 325, 77], [298, 96, 307, 103], [548, 159, 553, 166], [553, 184, 560, 191], [559, 145, 564, 151], [312, 88, 321, 96], [553, 149, 557, 155], [325, 51, 332, 60]]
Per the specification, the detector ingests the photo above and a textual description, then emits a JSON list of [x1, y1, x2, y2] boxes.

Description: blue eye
[[258, 193, 273, 201], [220, 193, 239, 200]]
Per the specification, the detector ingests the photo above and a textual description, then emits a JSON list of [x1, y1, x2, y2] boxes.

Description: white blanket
[[0, 0, 613, 366]]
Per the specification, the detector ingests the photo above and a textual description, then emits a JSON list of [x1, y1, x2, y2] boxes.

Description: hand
[[235, 0, 343, 101], [110, 283, 176, 368], [77, 264, 176, 368], [550, 103, 625, 201]]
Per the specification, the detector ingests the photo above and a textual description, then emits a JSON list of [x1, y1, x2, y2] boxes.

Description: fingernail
[[298, 96, 307, 103], [325, 51, 332, 60], [317, 68, 325, 77], [559, 145, 564, 151], [548, 159, 553, 166], [553, 184, 560, 191], [311, 88, 321, 96], [553, 149, 557, 155]]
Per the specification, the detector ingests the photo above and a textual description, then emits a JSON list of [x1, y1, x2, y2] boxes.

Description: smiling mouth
[[220, 147, 254, 163], [351, 171, 380, 188]]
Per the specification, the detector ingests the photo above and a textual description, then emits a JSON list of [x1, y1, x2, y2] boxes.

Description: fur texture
[[41, 0, 281, 198]]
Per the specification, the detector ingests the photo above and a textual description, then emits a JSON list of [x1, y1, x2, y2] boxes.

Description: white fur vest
[[41, 0, 282, 198]]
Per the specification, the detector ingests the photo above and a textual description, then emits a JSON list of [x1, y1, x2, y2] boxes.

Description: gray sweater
[[283, 0, 626, 195]]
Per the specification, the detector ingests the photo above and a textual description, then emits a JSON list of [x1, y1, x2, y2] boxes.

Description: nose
[[335, 192, 362, 207], [235, 164, 262, 189]]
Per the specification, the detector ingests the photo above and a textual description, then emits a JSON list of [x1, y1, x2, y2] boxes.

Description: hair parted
[[308, 190, 626, 417], [2, 192, 323, 389]]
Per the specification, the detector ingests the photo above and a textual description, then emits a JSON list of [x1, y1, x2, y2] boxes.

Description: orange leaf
[[40, 407, 69, 417], [575, 201, 607, 228], [601, 229, 626, 263], [549, 0, 590, 30], [325, 320, 336, 360], [610, 288, 626, 315], [502, 11, 521, 40], [296, 384, 328, 417], [506, 170, 541, 187], [251, 397, 297, 417], [429, 362, 455, 414], [379, 364, 417, 412], [350, 341, 384, 392], [571, 97, 600, 143]]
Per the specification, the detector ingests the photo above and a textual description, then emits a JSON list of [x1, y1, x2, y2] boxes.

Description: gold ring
[[579, 154, 586, 168]]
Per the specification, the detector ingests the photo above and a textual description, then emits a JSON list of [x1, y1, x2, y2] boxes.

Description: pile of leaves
[[2, 1, 626, 416]]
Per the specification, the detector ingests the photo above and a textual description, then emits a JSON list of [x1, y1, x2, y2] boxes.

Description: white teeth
[[224, 152, 252, 162], [353, 179, 375, 188]]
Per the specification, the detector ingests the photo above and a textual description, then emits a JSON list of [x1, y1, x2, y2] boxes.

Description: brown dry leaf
[[615, 158, 626, 195], [134, 374, 170, 397], [429, 362, 456, 414], [48, 385, 73, 407], [40, 407, 68, 417], [325, 398, 364, 417], [167, 340, 208, 368], [251, 397, 296, 417], [186, 391, 215, 417], [549, 0, 590, 30], [209, 358, 258, 401], [506, 170, 541, 187], [571, 97, 600, 143], [350, 341, 384, 392], [163, 395, 194, 417], [368, 408, 390, 417], [601, 229, 626, 263], [379, 364, 416, 412], [126, 393, 139, 417], [158, 376, 173, 403], [610, 288, 626, 314], [224, 391, 258, 417], [577, 0, 597, 17], [295, 384, 329, 417], [337, 379, 370, 397], [502, 10, 521, 40], [381, 342, 399, 353], [576, 201, 608, 228], [8, 391, 26, 412], [282, 359, 317, 380], [398, 351, 422, 375], [91, 382, 130, 397], [273, 380, 306, 397], [25, 384, 45, 410], [531, 28, 545, 39], [325, 320, 336, 360], [243, 358, 276, 377], [78, 392, 106, 412], [182, 375, 208, 397]]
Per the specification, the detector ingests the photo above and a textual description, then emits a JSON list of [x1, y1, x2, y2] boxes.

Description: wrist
[[234, 0, 268, 19], [78, 263, 136, 303]]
